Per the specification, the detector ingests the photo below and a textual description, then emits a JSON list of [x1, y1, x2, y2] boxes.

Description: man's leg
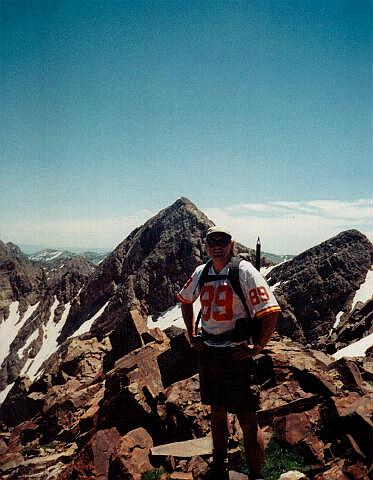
[[211, 404, 229, 455], [237, 410, 264, 479], [208, 405, 229, 479]]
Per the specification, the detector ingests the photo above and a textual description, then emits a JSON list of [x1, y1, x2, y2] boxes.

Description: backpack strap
[[193, 258, 212, 295], [193, 259, 212, 335], [229, 257, 261, 343], [228, 257, 252, 320]]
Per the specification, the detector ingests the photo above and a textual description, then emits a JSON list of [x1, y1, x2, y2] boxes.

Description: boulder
[[108, 427, 153, 480], [278, 472, 307, 480], [160, 374, 211, 441], [313, 459, 348, 479], [100, 334, 170, 441], [57, 427, 121, 480]]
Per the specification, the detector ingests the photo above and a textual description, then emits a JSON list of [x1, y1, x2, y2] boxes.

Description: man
[[177, 226, 281, 480]]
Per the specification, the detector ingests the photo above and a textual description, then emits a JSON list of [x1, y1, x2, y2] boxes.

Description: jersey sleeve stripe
[[176, 293, 193, 304], [255, 305, 281, 318]]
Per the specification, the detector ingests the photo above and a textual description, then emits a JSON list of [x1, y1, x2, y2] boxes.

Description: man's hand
[[231, 343, 263, 361], [186, 332, 206, 352]]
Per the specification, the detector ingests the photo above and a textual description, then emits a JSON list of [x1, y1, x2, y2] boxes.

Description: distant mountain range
[[24, 246, 291, 268], [27, 248, 109, 265]]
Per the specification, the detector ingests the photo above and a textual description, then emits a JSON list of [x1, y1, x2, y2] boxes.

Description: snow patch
[[20, 357, 34, 377], [351, 268, 373, 311], [262, 259, 289, 281], [31, 250, 63, 261], [0, 382, 14, 406], [333, 332, 373, 360], [270, 281, 282, 292], [69, 301, 110, 339], [25, 298, 71, 380], [0, 301, 39, 365], [333, 311, 344, 329], [147, 299, 201, 331]]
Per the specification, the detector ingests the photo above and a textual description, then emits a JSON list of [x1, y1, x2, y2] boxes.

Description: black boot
[[205, 451, 229, 480]]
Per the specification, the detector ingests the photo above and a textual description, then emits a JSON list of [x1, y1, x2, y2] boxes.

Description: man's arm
[[232, 310, 280, 360], [181, 302, 195, 343], [254, 310, 280, 354]]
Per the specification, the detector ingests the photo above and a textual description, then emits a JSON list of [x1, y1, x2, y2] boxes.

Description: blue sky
[[1, 0, 372, 254]]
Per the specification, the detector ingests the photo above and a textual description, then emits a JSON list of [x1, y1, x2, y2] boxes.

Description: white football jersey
[[177, 258, 280, 347]]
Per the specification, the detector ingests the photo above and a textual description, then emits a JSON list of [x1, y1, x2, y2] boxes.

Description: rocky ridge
[[0, 197, 372, 479], [266, 230, 373, 350], [0, 244, 96, 393]]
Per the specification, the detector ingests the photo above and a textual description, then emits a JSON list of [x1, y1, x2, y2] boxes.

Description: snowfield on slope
[[0, 301, 40, 366], [147, 298, 201, 331], [351, 267, 373, 311]]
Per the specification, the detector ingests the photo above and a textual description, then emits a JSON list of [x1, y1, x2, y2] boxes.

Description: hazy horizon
[[1, 1, 372, 255]]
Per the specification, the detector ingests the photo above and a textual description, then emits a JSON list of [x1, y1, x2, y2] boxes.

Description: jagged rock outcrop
[[1, 199, 373, 479], [266, 230, 373, 347], [332, 298, 373, 352], [57, 197, 214, 344], [0, 241, 46, 318], [0, 265, 94, 393]]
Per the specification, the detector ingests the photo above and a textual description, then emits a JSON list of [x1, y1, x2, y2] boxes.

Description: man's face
[[205, 234, 232, 263]]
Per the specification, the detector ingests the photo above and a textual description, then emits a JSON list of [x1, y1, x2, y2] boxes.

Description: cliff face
[[265, 229, 373, 348], [0, 245, 95, 392], [0, 241, 46, 318]]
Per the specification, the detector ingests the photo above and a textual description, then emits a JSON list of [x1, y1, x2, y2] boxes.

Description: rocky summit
[[0, 197, 372, 479]]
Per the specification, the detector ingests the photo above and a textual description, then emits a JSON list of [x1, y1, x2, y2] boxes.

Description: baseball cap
[[206, 226, 232, 238]]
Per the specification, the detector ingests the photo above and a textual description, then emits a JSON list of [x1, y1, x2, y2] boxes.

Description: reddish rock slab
[[258, 380, 321, 426], [273, 406, 320, 445], [57, 427, 121, 480], [169, 473, 193, 479], [108, 427, 153, 480], [0, 437, 7, 455], [161, 374, 211, 441], [0, 452, 24, 475], [186, 455, 209, 479], [340, 394, 373, 462], [332, 358, 366, 393], [344, 462, 370, 480], [331, 393, 362, 417], [314, 459, 348, 479], [100, 333, 170, 438]]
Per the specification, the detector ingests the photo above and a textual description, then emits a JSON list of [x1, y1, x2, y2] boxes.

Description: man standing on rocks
[[177, 227, 281, 480]]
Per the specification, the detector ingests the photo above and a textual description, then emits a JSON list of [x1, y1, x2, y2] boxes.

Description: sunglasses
[[206, 236, 231, 247]]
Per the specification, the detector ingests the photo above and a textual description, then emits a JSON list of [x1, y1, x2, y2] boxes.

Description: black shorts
[[198, 346, 260, 413]]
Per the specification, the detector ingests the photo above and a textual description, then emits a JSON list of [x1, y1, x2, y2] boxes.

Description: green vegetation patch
[[241, 439, 306, 480], [141, 467, 167, 479]]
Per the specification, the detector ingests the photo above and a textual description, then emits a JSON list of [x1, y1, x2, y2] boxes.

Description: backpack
[[194, 256, 261, 342]]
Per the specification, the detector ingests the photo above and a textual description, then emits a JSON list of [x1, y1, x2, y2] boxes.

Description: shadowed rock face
[[57, 198, 215, 343], [0, 245, 95, 392], [0, 241, 46, 317], [266, 230, 373, 346], [332, 298, 373, 352]]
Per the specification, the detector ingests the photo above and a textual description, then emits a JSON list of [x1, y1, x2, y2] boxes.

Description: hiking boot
[[205, 453, 229, 480]]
